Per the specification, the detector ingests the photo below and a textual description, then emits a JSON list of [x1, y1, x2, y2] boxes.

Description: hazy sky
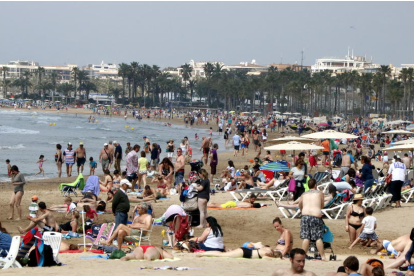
[[1, 2, 413, 68]]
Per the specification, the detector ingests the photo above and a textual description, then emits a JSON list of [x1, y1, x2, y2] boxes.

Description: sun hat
[[68, 142, 72, 145], [32, 195, 38, 201], [79, 142, 84, 145], [353, 194, 364, 201], [120, 179, 132, 187], [104, 143, 108, 146], [113, 140, 117, 144]]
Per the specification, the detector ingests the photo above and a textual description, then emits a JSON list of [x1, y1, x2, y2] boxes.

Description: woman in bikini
[[345, 194, 366, 244], [99, 169, 113, 192], [129, 185, 158, 203], [58, 210, 79, 233], [121, 245, 173, 261], [152, 176, 168, 197], [158, 157, 174, 189], [55, 144, 63, 178], [272, 217, 293, 257], [112, 170, 121, 192], [196, 245, 282, 259]]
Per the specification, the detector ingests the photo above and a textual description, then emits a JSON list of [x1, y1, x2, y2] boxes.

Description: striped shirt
[[29, 202, 38, 218], [63, 149, 76, 164]]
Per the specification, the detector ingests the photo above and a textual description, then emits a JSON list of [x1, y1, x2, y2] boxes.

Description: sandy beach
[[0, 106, 412, 275]]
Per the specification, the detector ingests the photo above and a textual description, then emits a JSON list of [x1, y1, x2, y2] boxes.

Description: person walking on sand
[[35, 155, 46, 176], [8, 165, 25, 220], [232, 132, 241, 157], [298, 178, 326, 261], [63, 143, 76, 177], [75, 142, 86, 175]]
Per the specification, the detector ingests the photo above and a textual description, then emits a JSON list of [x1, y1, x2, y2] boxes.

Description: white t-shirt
[[388, 162, 407, 181], [68, 202, 77, 212], [224, 182, 238, 191], [362, 216, 376, 234], [290, 167, 305, 181], [233, 135, 241, 146], [227, 166, 235, 178]]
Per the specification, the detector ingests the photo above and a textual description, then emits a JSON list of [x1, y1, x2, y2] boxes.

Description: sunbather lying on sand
[[196, 245, 282, 259], [121, 245, 173, 261], [207, 195, 260, 208]]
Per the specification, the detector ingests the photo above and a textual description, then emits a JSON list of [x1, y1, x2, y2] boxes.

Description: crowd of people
[[3, 109, 414, 275]]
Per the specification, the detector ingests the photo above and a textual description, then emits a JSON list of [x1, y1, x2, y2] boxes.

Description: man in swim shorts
[[298, 179, 326, 261], [75, 142, 86, 175], [18, 202, 58, 234]]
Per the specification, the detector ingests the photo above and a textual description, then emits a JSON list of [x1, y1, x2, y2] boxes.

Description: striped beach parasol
[[259, 162, 290, 172]]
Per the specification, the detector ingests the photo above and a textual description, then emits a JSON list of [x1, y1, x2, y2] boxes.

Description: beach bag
[[288, 179, 297, 192], [170, 215, 190, 241], [333, 154, 342, 167], [385, 173, 392, 184], [109, 249, 126, 259], [183, 196, 198, 212]]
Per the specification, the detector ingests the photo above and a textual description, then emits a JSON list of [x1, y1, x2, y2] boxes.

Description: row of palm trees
[[1, 63, 413, 117]]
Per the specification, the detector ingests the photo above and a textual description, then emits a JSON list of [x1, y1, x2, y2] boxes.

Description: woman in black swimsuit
[[59, 210, 79, 233], [345, 194, 366, 243], [196, 245, 281, 259], [158, 158, 174, 189], [55, 144, 63, 178]]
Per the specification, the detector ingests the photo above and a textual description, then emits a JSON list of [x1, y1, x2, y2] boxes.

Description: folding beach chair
[[42, 232, 62, 264], [59, 173, 85, 197], [321, 202, 350, 220], [81, 223, 115, 250], [314, 171, 329, 185], [402, 187, 414, 203], [374, 194, 392, 210], [277, 206, 301, 219], [0, 236, 22, 269], [124, 219, 155, 247]]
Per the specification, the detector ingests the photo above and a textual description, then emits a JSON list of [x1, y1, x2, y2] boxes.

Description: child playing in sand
[[35, 155, 46, 176], [89, 157, 97, 175], [28, 196, 39, 218], [83, 205, 98, 221], [6, 159, 11, 178], [349, 207, 381, 249]]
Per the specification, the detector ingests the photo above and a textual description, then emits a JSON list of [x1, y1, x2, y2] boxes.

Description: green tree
[[71, 67, 80, 100], [180, 63, 193, 100], [58, 83, 75, 104], [1, 66, 10, 99], [379, 65, 391, 113], [118, 63, 130, 104]]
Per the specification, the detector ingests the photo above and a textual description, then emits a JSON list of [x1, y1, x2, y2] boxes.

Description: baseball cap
[[79, 142, 84, 145], [104, 143, 108, 146], [120, 179, 132, 187], [143, 136, 147, 138], [32, 195, 38, 201], [68, 142, 72, 146]]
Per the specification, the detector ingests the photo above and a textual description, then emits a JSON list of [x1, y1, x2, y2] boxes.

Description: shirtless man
[[75, 142, 86, 175], [174, 148, 185, 186], [272, 248, 317, 276], [371, 234, 410, 257], [18, 202, 58, 233], [252, 130, 260, 152], [298, 178, 326, 261], [238, 169, 254, 189], [199, 136, 211, 165], [99, 143, 112, 171], [107, 141, 115, 170], [103, 202, 152, 250]]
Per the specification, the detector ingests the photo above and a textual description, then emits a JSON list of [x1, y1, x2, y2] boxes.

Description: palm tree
[[372, 73, 383, 112], [118, 63, 130, 104], [109, 87, 121, 102], [58, 83, 75, 104], [79, 80, 97, 101], [77, 71, 88, 99], [399, 68, 411, 113], [2, 79, 11, 99], [71, 67, 80, 100], [180, 63, 192, 100], [33, 66, 45, 97], [36, 81, 53, 100], [22, 71, 32, 97], [49, 72, 59, 102], [379, 65, 391, 113], [1, 66, 9, 99]]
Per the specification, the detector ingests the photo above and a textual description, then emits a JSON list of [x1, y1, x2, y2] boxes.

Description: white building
[[83, 61, 119, 79], [311, 50, 379, 73]]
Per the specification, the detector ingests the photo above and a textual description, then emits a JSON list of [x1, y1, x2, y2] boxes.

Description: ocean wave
[[75, 126, 84, 129], [0, 126, 39, 134], [37, 116, 62, 121], [0, 144, 25, 150]]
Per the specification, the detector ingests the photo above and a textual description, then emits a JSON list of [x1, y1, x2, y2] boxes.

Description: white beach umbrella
[[383, 130, 413, 135], [302, 130, 359, 139], [393, 138, 414, 145], [384, 143, 414, 166], [332, 116, 342, 120], [264, 141, 324, 151], [288, 117, 299, 120], [271, 136, 317, 144], [283, 112, 292, 115], [293, 112, 301, 115], [251, 111, 260, 114], [273, 111, 281, 114]]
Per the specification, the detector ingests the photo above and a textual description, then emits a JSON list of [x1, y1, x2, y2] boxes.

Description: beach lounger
[[229, 189, 266, 202], [375, 194, 392, 210], [124, 219, 155, 246], [266, 187, 288, 201], [317, 181, 332, 195], [402, 187, 414, 203], [59, 173, 85, 197], [321, 203, 350, 220], [42, 232, 62, 263], [277, 206, 301, 219], [314, 171, 330, 185], [0, 236, 22, 269]]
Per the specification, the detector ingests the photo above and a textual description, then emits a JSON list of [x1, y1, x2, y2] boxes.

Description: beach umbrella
[[242, 111, 250, 114], [264, 141, 324, 151], [384, 143, 414, 167], [383, 130, 413, 135], [406, 124, 414, 131], [283, 112, 292, 115], [229, 111, 235, 113], [302, 130, 358, 139], [251, 111, 260, 114], [293, 112, 301, 115], [259, 162, 290, 172], [332, 116, 342, 120], [393, 138, 414, 145], [273, 111, 281, 114], [271, 136, 317, 144], [289, 117, 299, 120]]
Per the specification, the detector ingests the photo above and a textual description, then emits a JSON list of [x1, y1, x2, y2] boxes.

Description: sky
[[0, 1, 413, 69]]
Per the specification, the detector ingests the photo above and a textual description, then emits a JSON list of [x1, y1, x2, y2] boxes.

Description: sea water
[[0, 109, 223, 182]]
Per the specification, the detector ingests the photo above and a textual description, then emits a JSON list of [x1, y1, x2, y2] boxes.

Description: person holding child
[[349, 207, 381, 249]]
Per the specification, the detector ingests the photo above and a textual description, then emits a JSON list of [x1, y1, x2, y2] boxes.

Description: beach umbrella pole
[[82, 211, 86, 252]]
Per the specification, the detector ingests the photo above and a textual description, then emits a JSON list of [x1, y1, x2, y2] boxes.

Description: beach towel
[[82, 175, 100, 196], [207, 205, 268, 210], [60, 250, 103, 254], [79, 254, 109, 259]]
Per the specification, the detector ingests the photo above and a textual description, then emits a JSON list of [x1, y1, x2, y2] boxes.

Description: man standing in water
[[63, 143, 75, 177], [75, 142, 86, 175], [200, 136, 211, 165], [298, 178, 326, 261], [107, 141, 115, 170], [174, 148, 185, 186]]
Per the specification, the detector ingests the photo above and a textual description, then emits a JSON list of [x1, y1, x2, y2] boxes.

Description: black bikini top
[[350, 205, 364, 218]]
